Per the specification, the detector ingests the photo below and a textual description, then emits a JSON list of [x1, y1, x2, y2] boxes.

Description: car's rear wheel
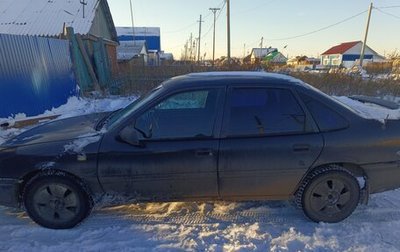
[[300, 166, 360, 223], [23, 172, 93, 229]]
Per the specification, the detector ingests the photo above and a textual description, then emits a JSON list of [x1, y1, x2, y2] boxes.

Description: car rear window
[[299, 92, 348, 132], [226, 88, 306, 136]]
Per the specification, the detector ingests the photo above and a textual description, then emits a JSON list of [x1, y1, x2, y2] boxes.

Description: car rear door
[[218, 85, 324, 199], [97, 87, 225, 201]]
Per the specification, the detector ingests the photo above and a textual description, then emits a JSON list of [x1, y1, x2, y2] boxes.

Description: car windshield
[[104, 85, 164, 129]]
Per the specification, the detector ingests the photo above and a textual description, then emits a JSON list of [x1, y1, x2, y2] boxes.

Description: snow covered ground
[[1, 95, 400, 251], [2, 192, 400, 251]]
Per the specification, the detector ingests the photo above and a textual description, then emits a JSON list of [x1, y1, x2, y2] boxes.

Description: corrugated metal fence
[[0, 34, 77, 117]]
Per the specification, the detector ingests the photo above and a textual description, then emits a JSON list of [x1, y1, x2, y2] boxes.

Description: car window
[[299, 92, 348, 132], [135, 89, 220, 139], [227, 88, 306, 136], [106, 85, 164, 129], [156, 90, 208, 110]]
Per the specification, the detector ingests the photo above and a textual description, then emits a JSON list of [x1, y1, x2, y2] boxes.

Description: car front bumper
[[0, 178, 20, 208]]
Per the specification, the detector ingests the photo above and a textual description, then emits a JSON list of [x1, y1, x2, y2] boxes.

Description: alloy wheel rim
[[309, 178, 352, 216], [32, 183, 80, 223]]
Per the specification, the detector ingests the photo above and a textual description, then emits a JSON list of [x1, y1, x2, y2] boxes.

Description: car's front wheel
[[299, 166, 360, 223], [23, 172, 93, 229]]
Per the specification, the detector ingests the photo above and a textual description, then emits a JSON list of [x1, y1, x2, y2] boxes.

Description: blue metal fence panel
[[0, 34, 77, 118]]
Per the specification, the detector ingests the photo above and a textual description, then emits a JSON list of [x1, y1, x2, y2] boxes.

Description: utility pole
[[210, 8, 220, 66], [260, 37, 264, 49], [197, 15, 204, 63], [129, 0, 135, 45], [184, 41, 188, 61], [189, 33, 193, 61], [193, 40, 197, 61], [226, 0, 231, 65], [360, 2, 373, 67], [243, 43, 246, 58]]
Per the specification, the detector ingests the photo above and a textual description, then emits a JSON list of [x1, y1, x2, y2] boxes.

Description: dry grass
[[364, 62, 393, 75], [108, 65, 400, 98], [289, 72, 400, 97]]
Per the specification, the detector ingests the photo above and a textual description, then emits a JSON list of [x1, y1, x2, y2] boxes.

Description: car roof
[[162, 71, 307, 89]]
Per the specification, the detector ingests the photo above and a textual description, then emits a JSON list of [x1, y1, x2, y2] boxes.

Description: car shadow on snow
[[3, 189, 400, 229]]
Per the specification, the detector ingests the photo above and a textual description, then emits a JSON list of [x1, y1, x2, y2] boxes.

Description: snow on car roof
[[186, 71, 305, 84]]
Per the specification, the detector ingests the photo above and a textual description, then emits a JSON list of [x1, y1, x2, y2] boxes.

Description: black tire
[[23, 172, 93, 229], [300, 166, 360, 223]]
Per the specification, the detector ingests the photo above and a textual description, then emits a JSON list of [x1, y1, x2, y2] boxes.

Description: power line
[[234, 0, 278, 15], [164, 1, 223, 34], [267, 9, 368, 41], [375, 5, 400, 9], [375, 7, 400, 20], [164, 22, 197, 34]]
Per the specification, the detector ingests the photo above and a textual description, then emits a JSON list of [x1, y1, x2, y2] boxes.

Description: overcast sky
[[108, 0, 400, 59]]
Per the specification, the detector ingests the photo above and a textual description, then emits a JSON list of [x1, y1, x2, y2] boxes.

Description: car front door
[[98, 87, 225, 201], [218, 86, 324, 199]]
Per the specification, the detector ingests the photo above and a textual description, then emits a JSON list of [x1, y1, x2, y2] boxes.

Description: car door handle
[[195, 149, 214, 157], [293, 144, 310, 152]]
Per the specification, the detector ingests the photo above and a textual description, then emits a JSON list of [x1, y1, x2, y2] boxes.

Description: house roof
[[116, 27, 160, 37], [321, 41, 361, 55], [251, 48, 277, 58], [117, 40, 148, 61], [160, 52, 174, 60], [263, 51, 287, 63], [0, 0, 117, 41]]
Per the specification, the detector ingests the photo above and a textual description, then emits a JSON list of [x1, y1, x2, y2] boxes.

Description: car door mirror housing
[[118, 126, 143, 146]]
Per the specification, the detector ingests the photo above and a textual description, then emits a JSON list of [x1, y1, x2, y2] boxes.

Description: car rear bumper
[[363, 162, 400, 194], [0, 178, 20, 208]]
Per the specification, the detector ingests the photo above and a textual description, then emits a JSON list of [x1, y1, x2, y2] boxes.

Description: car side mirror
[[118, 126, 143, 147]]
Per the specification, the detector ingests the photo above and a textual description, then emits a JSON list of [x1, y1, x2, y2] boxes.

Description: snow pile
[[43, 96, 135, 119], [335, 96, 400, 123], [0, 127, 23, 146], [0, 96, 135, 125], [64, 132, 102, 154], [0, 96, 135, 145]]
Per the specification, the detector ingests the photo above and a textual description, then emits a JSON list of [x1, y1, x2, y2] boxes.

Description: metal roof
[[321, 41, 360, 55], [0, 0, 112, 37], [116, 27, 160, 37], [251, 48, 278, 58], [117, 40, 148, 61]]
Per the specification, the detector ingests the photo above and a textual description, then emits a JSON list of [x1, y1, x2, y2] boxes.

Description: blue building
[[117, 27, 161, 51], [117, 27, 161, 66]]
